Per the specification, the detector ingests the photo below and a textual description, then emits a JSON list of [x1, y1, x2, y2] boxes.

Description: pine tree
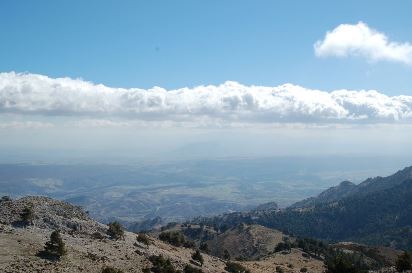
[[43, 230, 66, 259], [20, 206, 34, 226], [199, 242, 209, 254], [223, 249, 231, 260], [396, 251, 412, 272], [192, 249, 204, 265]]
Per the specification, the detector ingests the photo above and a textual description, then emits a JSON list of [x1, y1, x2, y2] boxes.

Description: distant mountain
[[194, 166, 412, 251], [291, 180, 356, 208], [272, 179, 412, 248], [253, 201, 279, 212], [292, 166, 412, 208]]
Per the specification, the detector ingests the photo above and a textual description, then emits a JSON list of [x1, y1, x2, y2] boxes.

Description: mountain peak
[[339, 180, 355, 187], [290, 165, 412, 209]]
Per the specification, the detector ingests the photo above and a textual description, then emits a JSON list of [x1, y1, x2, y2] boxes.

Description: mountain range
[[194, 166, 412, 251]]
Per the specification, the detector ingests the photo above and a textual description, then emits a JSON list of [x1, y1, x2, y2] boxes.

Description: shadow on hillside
[[11, 220, 32, 228], [36, 250, 61, 261]]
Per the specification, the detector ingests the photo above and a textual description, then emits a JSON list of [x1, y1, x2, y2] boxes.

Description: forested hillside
[[194, 168, 412, 251]]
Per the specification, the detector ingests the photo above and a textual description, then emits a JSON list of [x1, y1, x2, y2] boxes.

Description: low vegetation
[[224, 261, 251, 273], [107, 221, 124, 240], [148, 254, 179, 273], [324, 250, 370, 273], [92, 231, 105, 240], [101, 266, 124, 273], [159, 231, 195, 248], [296, 237, 327, 258], [273, 236, 328, 258], [0, 195, 12, 202], [199, 242, 209, 254], [136, 232, 151, 245], [274, 237, 292, 253], [184, 264, 203, 273]]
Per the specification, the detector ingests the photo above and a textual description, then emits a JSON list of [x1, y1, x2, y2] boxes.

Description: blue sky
[[1, 1, 412, 163], [1, 0, 412, 94]]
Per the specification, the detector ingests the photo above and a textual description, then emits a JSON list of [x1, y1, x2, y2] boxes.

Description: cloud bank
[[0, 121, 55, 129], [314, 22, 412, 65], [1, 72, 412, 125]]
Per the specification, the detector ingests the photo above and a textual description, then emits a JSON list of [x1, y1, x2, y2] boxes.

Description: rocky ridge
[[0, 196, 324, 273]]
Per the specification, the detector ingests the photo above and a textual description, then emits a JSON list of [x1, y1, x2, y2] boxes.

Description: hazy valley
[[1, 156, 410, 229]]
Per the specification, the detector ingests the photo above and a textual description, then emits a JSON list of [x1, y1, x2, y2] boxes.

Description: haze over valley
[[1, 156, 411, 227]]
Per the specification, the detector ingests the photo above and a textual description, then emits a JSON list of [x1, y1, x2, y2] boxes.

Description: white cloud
[[0, 120, 55, 129], [1, 72, 412, 125], [28, 178, 63, 191], [314, 22, 412, 65]]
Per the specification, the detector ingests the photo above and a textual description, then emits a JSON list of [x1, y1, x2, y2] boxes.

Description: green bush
[[325, 250, 368, 273], [20, 206, 34, 225], [101, 266, 124, 273], [224, 262, 250, 273], [199, 242, 209, 254], [274, 242, 291, 253], [223, 249, 231, 260], [92, 231, 105, 240], [107, 221, 124, 240], [0, 196, 11, 202], [159, 231, 194, 248], [136, 232, 151, 245], [296, 237, 327, 257], [191, 249, 204, 265], [149, 255, 179, 273], [184, 264, 203, 273], [396, 251, 412, 272]]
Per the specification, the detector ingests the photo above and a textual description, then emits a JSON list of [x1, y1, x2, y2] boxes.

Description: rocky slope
[[0, 196, 324, 273]]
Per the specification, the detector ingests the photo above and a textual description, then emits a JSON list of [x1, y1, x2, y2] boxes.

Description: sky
[[1, 0, 412, 163], [1, 0, 412, 93]]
